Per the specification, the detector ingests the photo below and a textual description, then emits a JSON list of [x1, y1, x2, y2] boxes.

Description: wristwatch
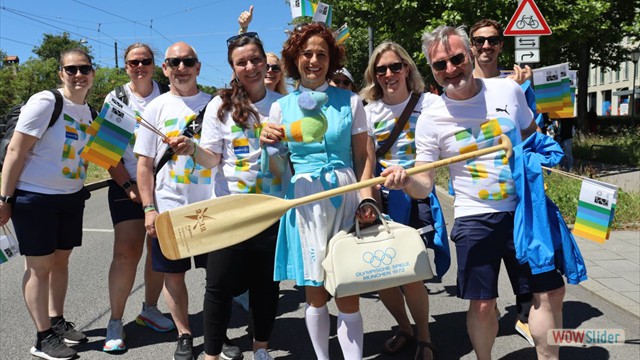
[[0, 195, 15, 204], [122, 180, 136, 191]]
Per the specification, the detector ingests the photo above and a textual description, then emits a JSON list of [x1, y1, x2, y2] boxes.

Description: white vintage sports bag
[[322, 206, 434, 298]]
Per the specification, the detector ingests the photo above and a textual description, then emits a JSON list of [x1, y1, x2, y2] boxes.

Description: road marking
[[83, 228, 114, 233]]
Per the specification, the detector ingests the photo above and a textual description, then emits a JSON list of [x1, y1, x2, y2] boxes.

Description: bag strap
[[154, 102, 210, 177], [115, 85, 129, 106], [46, 89, 64, 128], [375, 92, 420, 158]]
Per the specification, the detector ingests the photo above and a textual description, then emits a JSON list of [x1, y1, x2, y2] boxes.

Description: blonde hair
[[266, 52, 288, 95], [360, 41, 425, 103]]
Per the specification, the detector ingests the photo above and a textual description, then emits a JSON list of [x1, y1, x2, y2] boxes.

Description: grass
[[434, 165, 640, 229], [573, 128, 640, 166]]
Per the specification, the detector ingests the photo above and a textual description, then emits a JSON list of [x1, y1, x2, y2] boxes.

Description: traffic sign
[[515, 36, 540, 49], [515, 49, 540, 63], [504, 0, 552, 36]]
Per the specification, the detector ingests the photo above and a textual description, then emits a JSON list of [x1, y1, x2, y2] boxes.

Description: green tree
[[87, 68, 130, 109], [33, 32, 91, 62]]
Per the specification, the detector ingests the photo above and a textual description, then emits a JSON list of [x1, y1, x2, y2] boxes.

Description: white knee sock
[[305, 304, 330, 360], [337, 311, 363, 360]]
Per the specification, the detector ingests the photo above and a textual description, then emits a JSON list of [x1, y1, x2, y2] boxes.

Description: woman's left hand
[[355, 199, 378, 224], [0, 203, 12, 226]]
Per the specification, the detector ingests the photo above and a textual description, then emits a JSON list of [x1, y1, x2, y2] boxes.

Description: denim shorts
[[450, 211, 564, 300], [12, 188, 89, 256]]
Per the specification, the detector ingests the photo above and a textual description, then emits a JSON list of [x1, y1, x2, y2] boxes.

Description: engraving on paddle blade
[[184, 208, 213, 232]]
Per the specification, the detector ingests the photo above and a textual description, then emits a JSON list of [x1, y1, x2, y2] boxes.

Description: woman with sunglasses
[[0, 48, 95, 360], [330, 67, 358, 93], [360, 41, 442, 360], [266, 22, 377, 360], [169, 33, 286, 360], [102, 43, 175, 353]]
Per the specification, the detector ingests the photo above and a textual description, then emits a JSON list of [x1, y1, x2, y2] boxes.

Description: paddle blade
[[155, 194, 290, 260]]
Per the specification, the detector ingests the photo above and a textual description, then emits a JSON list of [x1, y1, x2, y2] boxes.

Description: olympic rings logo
[[363, 248, 396, 268]]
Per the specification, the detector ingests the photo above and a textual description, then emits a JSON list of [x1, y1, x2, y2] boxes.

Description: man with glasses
[[134, 42, 225, 360], [381, 26, 565, 360]]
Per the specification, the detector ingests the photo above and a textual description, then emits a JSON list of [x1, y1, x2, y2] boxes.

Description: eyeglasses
[[164, 57, 198, 68], [431, 53, 466, 72], [61, 65, 93, 76], [226, 32, 260, 48], [266, 64, 281, 72], [332, 79, 351, 86], [126, 58, 153, 67], [472, 36, 502, 47], [374, 62, 404, 75]]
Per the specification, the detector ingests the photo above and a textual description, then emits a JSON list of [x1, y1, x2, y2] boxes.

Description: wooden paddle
[[155, 134, 513, 260]]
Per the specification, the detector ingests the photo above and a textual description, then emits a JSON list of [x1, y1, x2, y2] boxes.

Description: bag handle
[[354, 203, 391, 239]]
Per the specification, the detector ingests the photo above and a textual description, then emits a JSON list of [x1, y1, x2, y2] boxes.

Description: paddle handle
[[291, 134, 513, 207]]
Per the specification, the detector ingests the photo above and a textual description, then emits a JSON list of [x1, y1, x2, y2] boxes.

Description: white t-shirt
[[15, 89, 93, 194], [268, 82, 369, 136], [416, 78, 533, 218], [106, 81, 163, 180], [200, 89, 285, 197], [133, 91, 213, 213], [366, 92, 439, 169]]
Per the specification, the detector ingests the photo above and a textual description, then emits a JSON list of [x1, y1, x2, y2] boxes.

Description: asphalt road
[[1, 187, 639, 359]]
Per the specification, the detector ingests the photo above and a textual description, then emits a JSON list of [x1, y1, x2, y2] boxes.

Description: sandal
[[415, 341, 436, 360], [382, 329, 416, 354]]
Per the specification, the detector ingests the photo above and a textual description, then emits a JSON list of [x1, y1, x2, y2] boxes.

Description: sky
[[0, 0, 294, 88]]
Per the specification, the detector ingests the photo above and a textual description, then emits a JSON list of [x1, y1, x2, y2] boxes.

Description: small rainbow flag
[[572, 179, 618, 244], [81, 97, 136, 169], [290, 0, 316, 18], [334, 23, 351, 45], [533, 63, 574, 118]]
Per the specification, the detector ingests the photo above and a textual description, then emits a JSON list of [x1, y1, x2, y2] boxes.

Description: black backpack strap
[[157, 82, 170, 94], [115, 85, 129, 106], [46, 89, 64, 128], [376, 92, 420, 158], [154, 101, 210, 176]]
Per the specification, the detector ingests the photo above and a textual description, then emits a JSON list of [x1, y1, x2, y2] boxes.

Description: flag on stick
[[312, 1, 332, 26], [290, 0, 316, 19], [572, 179, 618, 243], [334, 23, 350, 45], [533, 63, 574, 118]]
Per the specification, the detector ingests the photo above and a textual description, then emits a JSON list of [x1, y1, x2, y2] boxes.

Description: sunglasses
[[226, 32, 260, 48], [126, 58, 153, 67], [431, 53, 466, 72], [61, 65, 93, 76], [164, 57, 198, 68], [472, 36, 502, 47], [266, 63, 281, 72], [333, 79, 351, 86], [374, 62, 404, 75]]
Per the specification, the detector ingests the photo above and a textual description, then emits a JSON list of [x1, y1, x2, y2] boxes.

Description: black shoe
[[221, 337, 243, 360], [51, 318, 87, 344], [30, 333, 77, 360], [174, 333, 194, 360]]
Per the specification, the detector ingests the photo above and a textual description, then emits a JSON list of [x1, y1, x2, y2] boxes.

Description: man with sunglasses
[[134, 41, 216, 360], [469, 18, 537, 348], [381, 26, 565, 360]]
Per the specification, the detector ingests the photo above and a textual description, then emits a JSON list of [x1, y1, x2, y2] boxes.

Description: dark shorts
[[107, 180, 144, 225], [151, 236, 208, 273], [12, 188, 90, 256], [450, 212, 564, 300]]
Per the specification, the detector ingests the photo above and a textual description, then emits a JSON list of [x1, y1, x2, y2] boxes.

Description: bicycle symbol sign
[[504, 0, 551, 36]]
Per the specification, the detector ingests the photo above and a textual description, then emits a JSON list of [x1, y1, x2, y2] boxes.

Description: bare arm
[[137, 155, 158, 237], [352, 132, 378, 223], [521, 119, 538, 140], [168, 136, 221, 169], [0, 132, 38, 225], [380, 162, 435, 200], [108, 161, 140, 203]]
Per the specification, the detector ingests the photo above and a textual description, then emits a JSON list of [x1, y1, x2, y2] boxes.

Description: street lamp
[[630, 49, 640, 119]]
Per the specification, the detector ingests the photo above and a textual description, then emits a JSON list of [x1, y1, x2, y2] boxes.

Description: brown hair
[[59, 48, 92, 67], [217, 35, 266, 129], [469, 19, 503, 39], [266, 52, 288, 95], [124, 43, 155, 62], [281, 22, 345, 82]]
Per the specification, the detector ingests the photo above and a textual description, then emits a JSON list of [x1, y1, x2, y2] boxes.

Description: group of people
[[0, 8, 569, 360]]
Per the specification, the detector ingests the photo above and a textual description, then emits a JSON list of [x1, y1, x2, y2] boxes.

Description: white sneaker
[[254, 348, 273, 360], [136, 302, 176, 332], [103, 319, 126, 352]]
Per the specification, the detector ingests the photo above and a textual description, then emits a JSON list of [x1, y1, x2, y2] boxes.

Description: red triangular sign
[[504, 0, 552, 36]]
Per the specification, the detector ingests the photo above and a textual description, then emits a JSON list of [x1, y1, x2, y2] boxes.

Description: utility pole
[[114, 41, 119, 69]]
